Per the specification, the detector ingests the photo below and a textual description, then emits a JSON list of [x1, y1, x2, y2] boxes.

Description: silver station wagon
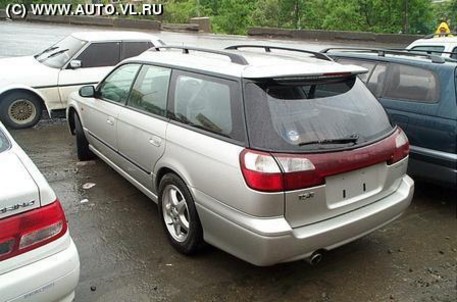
[[67, 45, 414, 266]]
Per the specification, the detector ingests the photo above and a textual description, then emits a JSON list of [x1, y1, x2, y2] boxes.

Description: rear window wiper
[[298, 134, 359, 146]]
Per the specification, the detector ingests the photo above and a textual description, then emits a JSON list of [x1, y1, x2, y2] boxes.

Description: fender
[[0, 81, 52, 117]]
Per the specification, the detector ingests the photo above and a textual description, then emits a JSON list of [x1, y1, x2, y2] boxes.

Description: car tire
[[74, 113, 94, 161], [0, 92, 42, 129], [158, 173, 204, 255]]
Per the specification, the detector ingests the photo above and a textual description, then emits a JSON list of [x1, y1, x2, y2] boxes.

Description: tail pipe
[[306, 250, 325, 266]]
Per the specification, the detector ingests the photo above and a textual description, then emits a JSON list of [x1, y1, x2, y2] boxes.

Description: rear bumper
[[0, 238, 80, 302], [196, 175, 414, 266]]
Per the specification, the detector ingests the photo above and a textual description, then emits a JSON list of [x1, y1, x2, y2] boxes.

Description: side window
[[366, 63, 388, 97], [128, 65, 171, 116], [76, 42, 120, 68], [98, 64, 141, 103], [121, 42, 153, 60], [172, 72, 244, 142], [334, 58, 377, 82], [411, 45, 445, 56], [451, 47, 457, 60], [382, 64, 439, 103]]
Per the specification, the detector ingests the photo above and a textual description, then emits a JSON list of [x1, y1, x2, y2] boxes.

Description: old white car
[[0, 121, 80, 301], [0, 31, 164, 129]]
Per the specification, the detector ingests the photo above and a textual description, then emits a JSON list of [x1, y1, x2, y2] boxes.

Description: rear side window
[[0, 130, 10, 153], [128, 65, 171, 116], [76, 42, 120, 68], [171, 72, 244, 142], [244, 77, 393, 152], [383, 64, 439, 103], [121, 42, 153, 60], [335, 58, 377, 82], [411, 45, 445, 55], [452, 47, 457, 60]]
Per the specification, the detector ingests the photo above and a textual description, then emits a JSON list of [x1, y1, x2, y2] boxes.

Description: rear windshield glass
[[0, 129, 10, 153], [244, 76, 393, 152]]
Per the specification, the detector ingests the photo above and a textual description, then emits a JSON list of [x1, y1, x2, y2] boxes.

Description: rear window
[[244, 76, 393, 152], [0, 130, 10, 153]]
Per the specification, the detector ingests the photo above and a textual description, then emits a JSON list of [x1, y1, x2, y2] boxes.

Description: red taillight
[[388, 129, 410, 164], [240, 128, 409, 192], [0, 200, 67, 261]]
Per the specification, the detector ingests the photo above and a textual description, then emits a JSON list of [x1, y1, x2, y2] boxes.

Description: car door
[[116, 64, 171, 191], [57, 42, 121, 106], [82, 63, 141, 159]]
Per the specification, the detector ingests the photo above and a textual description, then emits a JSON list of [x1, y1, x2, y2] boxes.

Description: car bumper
[[0, 238, 80, 302], [408, 146, 456, 186], [196, 175, 414, 266]]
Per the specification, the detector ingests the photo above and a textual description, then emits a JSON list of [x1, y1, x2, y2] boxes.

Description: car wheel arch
[[154, 165, 194, 198], [0, 88, 47, 113], [67, 107, 78, 135]]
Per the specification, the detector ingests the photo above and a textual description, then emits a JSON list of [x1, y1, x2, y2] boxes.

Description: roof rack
[[320, 47, 447, 64], [225, 45, 332, 61], [399, 48, 457, 60], [152, 45, 248, 65]]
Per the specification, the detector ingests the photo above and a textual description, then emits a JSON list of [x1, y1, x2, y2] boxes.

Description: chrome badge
[[0, 200, 36, 214]]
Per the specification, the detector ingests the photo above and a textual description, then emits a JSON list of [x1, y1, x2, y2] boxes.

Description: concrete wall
[[0, 8, 423, 44], [248, 27, 422, 46]]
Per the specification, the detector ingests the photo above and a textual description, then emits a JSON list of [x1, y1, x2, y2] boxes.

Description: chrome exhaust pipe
[[306, 250, 324, 266]]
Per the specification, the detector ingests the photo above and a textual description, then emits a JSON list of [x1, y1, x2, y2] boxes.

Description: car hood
[[0, 151, 40, 219], [0, 56, 59, 87]]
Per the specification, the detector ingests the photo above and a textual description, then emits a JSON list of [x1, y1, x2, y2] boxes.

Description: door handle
[[106, 118, 114, 126], [148, 136, 162, 147]]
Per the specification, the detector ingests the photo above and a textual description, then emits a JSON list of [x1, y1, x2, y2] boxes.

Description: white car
[[406, 36, 457, 59], [0, 121, 79, 301], [0, 31, 164, 129]]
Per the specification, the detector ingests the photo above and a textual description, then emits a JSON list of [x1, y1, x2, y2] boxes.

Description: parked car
[[0, 121, 79, 301], [323, 48, 457, 187], [406, 36, 457, 59], [67, 45, 413, 266], [0, 31, 164, 129]]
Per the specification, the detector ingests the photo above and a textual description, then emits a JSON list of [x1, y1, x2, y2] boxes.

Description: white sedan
[[0, 31, 164, 129], [0, 121, 79, 302]]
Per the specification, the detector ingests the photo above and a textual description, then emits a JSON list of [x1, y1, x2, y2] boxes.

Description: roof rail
[[320, 47, 447, 64], [152, 45, 248, 65], [225, 45, 332, 61]]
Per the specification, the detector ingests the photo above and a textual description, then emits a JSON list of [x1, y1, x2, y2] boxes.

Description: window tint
[[121, 42, 152, 60], [451, 47, 457, 60], [335, 58, 377, 82], [411, 45, 445, 55], [128, 65, 171, 116], [172, 73, 244, 141], [244, 77, 393, 152], [99, 64, 141, 103], [0, 130, 10, 153], [383, 64, 439, 103], [76, 42, 120, 68], [366, 63, 387, 97]]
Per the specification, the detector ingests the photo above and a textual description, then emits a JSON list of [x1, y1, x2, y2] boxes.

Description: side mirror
[[69, 60, 82, 69], [79, 85, 95, 98]]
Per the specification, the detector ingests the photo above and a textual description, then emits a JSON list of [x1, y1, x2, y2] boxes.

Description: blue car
[[323, 48, 456, 187]]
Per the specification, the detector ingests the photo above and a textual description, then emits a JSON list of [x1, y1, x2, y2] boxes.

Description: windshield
[[0, 129, 10, 153], [244, 76, 393, 152], [35, 36, 86, 68]]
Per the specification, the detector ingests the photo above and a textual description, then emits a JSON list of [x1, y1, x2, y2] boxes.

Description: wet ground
[[9, 120, 457, 302]]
